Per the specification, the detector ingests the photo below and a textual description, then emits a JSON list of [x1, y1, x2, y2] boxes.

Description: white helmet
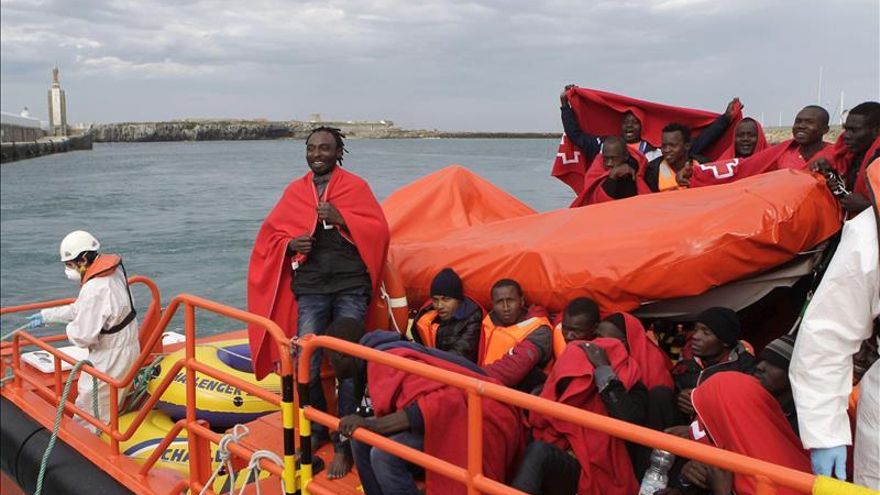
[[59, 230, 100, 262]]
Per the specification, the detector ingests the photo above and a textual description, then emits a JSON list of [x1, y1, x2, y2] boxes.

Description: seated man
[[754, 334, 799, 436], [551, 297, 601, 358], [514, 338, 644, 495], [411, 268, 483, 363], [595, 313, 676, 432], [682, 372, 811, 495], [571, 136, 652, 206], [328, 319, 538, 495], [480, 279, 552, 389], [26, 231, 140, 431], [645, 123, 709, 192], [671, 307, 756, 422]]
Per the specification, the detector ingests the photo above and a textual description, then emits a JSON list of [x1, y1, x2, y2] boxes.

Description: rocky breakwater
[[90, 119, 311, 142]]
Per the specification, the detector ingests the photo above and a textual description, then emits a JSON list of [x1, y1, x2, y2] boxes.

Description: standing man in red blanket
[[246, 126, 390, 477]]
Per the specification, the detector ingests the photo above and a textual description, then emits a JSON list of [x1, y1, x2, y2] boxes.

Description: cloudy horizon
[[1, 0, 878, 132]]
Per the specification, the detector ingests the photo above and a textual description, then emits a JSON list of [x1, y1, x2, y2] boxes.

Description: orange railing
[[1, 285, 298, 495], [297, 335, 867, 495]]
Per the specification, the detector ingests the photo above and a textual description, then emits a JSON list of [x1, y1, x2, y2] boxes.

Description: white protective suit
[[41, 266, 141, 429], [790, 208, 880, 488]]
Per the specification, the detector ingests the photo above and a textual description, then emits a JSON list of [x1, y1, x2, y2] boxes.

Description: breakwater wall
[[0, 134, 93, 164], [90, 119, 558, 142]]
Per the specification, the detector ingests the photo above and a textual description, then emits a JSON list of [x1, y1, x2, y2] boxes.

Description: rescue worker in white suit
[[790, 203, 880, 489], [25, 231, 141, 430]]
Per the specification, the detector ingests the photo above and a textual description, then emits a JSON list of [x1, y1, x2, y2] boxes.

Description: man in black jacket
[[411, 268, 483, 363]]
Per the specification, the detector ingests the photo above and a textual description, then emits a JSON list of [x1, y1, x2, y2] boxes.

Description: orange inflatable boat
[[384, 165, 841, 313]]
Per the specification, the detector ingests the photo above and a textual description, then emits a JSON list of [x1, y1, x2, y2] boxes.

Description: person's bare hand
[[676, 162, 694, 187], [560, 84, 576, 106], [725, 97, 741, 119], [317, 201, 345, 226], [677, 388, 695, 417], [840, 193, 871, 215], [338, 414, 368, 437], [580, 342, 611, 367], [707, 465, 734, 495], [681, 460, 712, 489], [809, 157, 833, 173], [608, 164, 636, 180], [288, 235, 314, 254]]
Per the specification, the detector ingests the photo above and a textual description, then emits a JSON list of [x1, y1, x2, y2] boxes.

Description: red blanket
[[619, 313, 673, 390], [552, 88, 742, 193], [689, 140, 799, 188], [368, 347, 526, 494], [247, 167, 389, 379], [691, 372, 811, 495], [570, 150, 651, 207], [717, 117, 768, 159], [529, 338, 641, 495]]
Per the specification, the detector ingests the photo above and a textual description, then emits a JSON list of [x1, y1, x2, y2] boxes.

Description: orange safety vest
[[415, 310, 440, 349], [551, 323, 568, 359], [480, 315, 552, 367], [81, 254, 137, 334]]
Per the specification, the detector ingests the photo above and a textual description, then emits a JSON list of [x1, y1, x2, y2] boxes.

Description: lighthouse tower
[[47, 66, 68, 137]]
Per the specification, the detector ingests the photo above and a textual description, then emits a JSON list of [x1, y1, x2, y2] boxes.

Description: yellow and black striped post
[[281, 373, 297, 495], [296, 380, 314, 494]]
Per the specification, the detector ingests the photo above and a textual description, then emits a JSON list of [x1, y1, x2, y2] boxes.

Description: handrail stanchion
[[110, 386, 120, 454], [467, 386, 484, 495], [280, 339, 297, 495], [183, 302, 210, 489], [297, 335, 315, 495], [53, 354, 62, 395]]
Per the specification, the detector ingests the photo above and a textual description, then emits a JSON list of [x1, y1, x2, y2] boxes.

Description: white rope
[[379, 282, 401, 333], [236, 449, 286, 495], [199, 424, 250, 495]]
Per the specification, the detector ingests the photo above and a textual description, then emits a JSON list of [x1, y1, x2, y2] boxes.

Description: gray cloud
[[1, 0, 877, 131]]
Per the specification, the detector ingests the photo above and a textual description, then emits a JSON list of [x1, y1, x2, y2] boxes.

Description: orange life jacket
[[415, 310, 440, 349], [480, 315, 552, 367], [551, 323, 568, 359], [81, 254, 137, 334]]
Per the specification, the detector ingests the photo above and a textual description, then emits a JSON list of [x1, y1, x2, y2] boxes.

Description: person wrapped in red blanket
[[684, 105, 833, 189], [811, 102, 880, 217], [514, 338, 643, 495], [331, 325, 538, 495], [570, 135, 652, 207], [553, 86, 742, 198], [686, 372, 811, 495], [594, 313, 677, 433], [247, 126, 390, 477]]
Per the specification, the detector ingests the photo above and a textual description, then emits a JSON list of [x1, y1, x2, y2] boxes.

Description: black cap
[[696, 307, 741, 347], [430, 268, 463, 300]]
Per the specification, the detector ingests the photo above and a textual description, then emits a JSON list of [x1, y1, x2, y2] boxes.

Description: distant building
[[1, 110, 44, 142], [47, 66, 68, 136]]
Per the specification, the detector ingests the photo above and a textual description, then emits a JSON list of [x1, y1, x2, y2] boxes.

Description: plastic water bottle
[[638, 449, 675, 495]]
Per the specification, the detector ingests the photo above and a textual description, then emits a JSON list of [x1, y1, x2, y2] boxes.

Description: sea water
[[0, 139, 570, 334]]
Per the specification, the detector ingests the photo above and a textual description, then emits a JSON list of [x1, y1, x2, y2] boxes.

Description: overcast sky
[[1, 0, 878, 132]]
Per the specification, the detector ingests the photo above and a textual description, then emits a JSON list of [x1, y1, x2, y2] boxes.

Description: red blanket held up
[[529, 338, 641, 495], [247, 167, 390, 379], [552, 87, 743, 195], [368, 347, 526, 495], [691, 372, 811, 495]]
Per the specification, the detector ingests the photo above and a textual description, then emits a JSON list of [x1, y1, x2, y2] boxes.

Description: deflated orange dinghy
[[384, 166, 841, 313]]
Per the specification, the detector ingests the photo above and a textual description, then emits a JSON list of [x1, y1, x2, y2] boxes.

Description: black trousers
[[511, 441, 580, 495]]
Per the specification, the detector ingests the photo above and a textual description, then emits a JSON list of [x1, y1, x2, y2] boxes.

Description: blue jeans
[[352, 431, 424, 495], [297, 288, 369, 439]]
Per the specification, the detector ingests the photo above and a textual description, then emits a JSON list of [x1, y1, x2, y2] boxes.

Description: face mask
[[65, 266, 81, 282]]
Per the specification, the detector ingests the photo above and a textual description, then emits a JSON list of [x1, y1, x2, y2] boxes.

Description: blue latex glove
[[811, 446, 847, 480], [25, 313, 45, 330]]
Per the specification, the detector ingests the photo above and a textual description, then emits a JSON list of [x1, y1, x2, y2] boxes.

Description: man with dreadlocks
[[247, 126, 390, 478]]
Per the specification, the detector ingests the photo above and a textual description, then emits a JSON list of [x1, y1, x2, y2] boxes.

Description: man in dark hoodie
[[672, 307, 756, 421], [411, 268, 483, 363]]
